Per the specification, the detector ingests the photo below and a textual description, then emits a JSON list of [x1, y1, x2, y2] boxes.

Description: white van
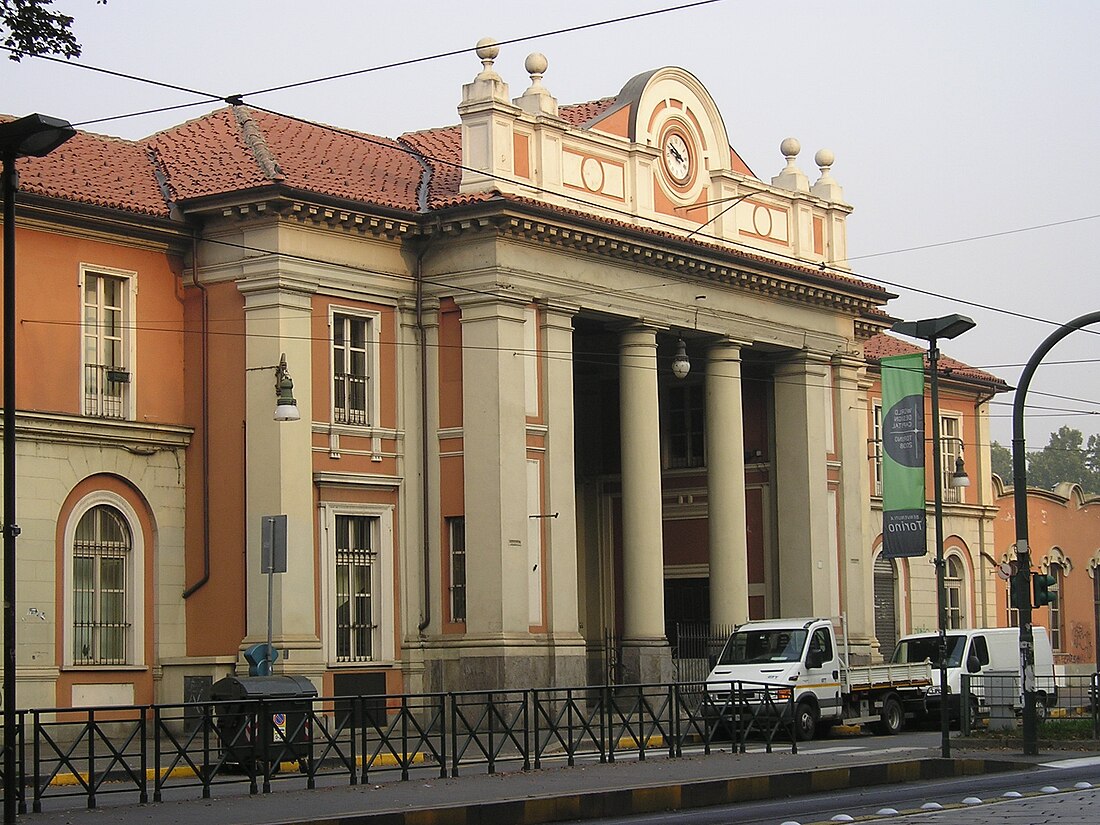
[[891, 627, 1056, 719]]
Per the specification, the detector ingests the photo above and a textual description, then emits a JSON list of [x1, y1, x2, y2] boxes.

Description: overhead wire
[[7, 0, 1097, 344], [9, 1, 1100, 428]]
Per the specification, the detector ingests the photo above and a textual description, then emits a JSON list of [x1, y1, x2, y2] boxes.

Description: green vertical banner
[[881, 353, 927, 558]]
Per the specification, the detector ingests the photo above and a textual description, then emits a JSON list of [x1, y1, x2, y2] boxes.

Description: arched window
[[63, 490, 144, 668], [945, 556, 965, 629], [72, 505, 131, 665]]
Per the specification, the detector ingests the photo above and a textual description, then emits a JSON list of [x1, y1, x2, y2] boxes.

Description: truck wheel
[[1035, 693, 1049, 723], [873, 696, 904, 735], [794, 702, 818, 741]]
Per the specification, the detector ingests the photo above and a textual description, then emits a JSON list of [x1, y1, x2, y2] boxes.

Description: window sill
[[61, 664, 147, 672]]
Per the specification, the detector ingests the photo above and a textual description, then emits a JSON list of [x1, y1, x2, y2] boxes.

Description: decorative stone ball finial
[[525, 52, 548, 89], [815, 148, 835, 175], [780, 137, 801, 160], [475, 37, 501, 80]]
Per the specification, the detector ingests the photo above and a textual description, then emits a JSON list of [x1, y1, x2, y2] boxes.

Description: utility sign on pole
[[261, 514, 288, 574], [259, 514, 287, 677]]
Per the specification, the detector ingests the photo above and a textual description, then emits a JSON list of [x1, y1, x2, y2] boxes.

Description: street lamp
[[1, 113, 76, 825], [890, 313, 975, 759]]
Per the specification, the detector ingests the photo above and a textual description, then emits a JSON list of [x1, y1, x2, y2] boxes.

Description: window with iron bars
[[334, 514, 378, 662], [83, 271, 130, 419], [333, 314, 371, 426], [447, 516, 466, 623], [945, 555, 965, 629], [72, 505, 131, 665]]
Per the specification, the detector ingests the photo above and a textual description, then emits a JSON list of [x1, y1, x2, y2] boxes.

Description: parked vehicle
[[891, 626, 1057, 720], [706, 617, 933, 740]]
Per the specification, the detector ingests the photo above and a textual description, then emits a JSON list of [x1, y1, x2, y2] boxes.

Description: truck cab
[[706, 618, 843, 740]]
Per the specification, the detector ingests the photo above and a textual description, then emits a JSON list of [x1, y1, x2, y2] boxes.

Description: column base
[[620, 638, 673, 685]]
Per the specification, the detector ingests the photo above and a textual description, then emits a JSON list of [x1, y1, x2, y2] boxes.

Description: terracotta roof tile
[[149, 107, 423, 211], [0, 117, 169, 217], [560, 97, 617, 126], [865, 333, 1010, 390]]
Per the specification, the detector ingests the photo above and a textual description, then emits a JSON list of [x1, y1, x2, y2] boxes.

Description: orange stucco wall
[[994, 487, 1100, 665], [183, 279, 247, 656], [11, 225, 185, 421]]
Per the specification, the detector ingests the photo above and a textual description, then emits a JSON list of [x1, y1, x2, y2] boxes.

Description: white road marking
[[1040, 754, 1100, 769]]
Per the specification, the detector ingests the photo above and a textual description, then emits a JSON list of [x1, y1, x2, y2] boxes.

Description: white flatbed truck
[[705, 617, 933, 740]]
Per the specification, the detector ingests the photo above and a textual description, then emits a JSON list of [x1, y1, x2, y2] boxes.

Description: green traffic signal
[[1032, 572, 1057, 608], [1010, 572, 1029, 611]]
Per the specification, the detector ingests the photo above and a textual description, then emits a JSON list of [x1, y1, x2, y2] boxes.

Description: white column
[[239, 274, 320, 670], [619, 326, 666, 643], [834, 353, 875, 659], [773, 352, 834, 617], [707, 340, 749, 626], [458, 295, 530, 636]]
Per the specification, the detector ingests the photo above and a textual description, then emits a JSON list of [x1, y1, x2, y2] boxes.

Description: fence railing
[[0, 679, 796, 814], [960, 671, 1100, 737]]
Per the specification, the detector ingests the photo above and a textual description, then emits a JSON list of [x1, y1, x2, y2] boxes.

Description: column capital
[[774, 349, 833, 376]]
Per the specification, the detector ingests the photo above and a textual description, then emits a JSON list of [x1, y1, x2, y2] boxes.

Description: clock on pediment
[[658, 121, 698, 194]]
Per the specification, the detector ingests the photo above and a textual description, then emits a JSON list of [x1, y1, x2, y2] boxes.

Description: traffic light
[[1032, 572, 1057, 608], [1010, 571, 1030, 612]]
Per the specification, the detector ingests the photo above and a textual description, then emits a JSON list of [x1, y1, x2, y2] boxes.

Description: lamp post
[[1, 114, 76, 825], [890, 313, 975, 759], [1010, 311, 1100, 756]]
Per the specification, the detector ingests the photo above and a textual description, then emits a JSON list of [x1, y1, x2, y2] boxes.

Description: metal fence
[[960, 672, 1100, 736], [672, 623, 735, 684], [0, 680, 797, 814]]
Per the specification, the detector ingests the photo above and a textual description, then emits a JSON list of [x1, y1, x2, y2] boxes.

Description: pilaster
[[773, 351, 835, 617], [238, 273, 321, 672]]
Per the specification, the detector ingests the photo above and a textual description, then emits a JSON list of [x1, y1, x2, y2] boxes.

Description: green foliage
[[1, 0, 105, 61], [990, 440, 1013, 486], [1024, 426, 1100, 495]]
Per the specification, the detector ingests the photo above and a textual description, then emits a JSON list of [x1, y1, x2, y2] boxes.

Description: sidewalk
[[23, 740, 1040, 825]]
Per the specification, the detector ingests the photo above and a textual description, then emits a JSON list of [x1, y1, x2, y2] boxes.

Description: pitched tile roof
[[864, 333, 1010, 390], [149, 107, 423, 211], [0, 117, 170, 217]]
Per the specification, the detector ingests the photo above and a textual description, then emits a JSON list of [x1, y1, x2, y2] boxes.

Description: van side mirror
[[708, 654, 718, 669], [966, 656, 981, 674]]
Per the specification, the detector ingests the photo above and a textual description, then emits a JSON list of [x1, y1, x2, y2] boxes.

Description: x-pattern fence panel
[[1, 680, 801, 815]]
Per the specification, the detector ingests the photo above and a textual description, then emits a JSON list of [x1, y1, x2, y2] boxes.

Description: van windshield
[[718, 629, 808, 665], [892, 634, 967, 668]]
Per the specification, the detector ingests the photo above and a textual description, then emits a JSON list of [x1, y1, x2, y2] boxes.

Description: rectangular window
[[1049, 564, 1063, 651], [83, 270, 131, 419], [666, 381, 705, 469], [334, 515, 377, 662], [940, 416, 962, 503], [448, 517, 466, 624], [332, 313, 371, 426], [872, 402, 883, 496]]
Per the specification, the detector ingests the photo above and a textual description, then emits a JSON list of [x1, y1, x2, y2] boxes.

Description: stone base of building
[[419, 637, 589, 693], [619, 638, 673, 685]]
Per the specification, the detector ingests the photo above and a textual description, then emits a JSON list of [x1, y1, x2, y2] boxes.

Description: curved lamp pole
[[890, 313, 976, 759], [1, 114, 75, 825], [1012, 310, 1100, 756]]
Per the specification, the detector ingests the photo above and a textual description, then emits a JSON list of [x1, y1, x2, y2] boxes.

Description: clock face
[[663, 133, 692, 184]]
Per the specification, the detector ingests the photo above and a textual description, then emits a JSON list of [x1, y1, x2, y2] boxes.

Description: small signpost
[[260, 515, 288, 676]]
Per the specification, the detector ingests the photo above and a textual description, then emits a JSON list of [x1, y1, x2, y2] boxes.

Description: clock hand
[[669, 145, 685, 163]]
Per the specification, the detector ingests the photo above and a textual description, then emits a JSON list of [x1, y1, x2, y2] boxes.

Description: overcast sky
[[4, 0, 1098, 450]]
